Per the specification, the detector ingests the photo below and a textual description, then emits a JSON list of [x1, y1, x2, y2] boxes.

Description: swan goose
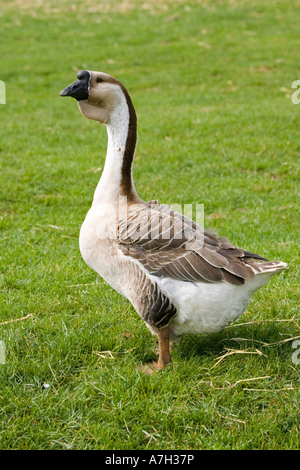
[[60, 70, 287, 371]]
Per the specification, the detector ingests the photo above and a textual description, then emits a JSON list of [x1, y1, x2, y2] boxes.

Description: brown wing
[[118, 201, 266, 286]]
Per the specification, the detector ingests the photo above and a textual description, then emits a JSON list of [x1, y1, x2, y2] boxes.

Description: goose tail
[[253, 260, 288, 275], [243, 260, 287, 292]]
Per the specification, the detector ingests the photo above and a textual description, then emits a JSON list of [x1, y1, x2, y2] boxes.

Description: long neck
[[92, 91, 139, 206]]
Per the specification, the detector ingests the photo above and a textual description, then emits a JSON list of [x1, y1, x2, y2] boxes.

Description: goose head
[[60, 70, 131, 124]]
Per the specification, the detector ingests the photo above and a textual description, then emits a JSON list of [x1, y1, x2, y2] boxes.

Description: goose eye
[[96, 77, 103, 83]]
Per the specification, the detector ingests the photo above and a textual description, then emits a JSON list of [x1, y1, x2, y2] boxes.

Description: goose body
[[60, 70, 287, 369]]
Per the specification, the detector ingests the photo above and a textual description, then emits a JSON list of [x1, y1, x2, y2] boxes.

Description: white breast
[[79, 205, 126, 296]]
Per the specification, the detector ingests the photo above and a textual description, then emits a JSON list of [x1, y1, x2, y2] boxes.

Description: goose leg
[[140, 326, 172, 374], [156, 326, 172, 370]]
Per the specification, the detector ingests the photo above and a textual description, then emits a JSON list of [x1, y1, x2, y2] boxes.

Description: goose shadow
[[171, 322, 295, 362]]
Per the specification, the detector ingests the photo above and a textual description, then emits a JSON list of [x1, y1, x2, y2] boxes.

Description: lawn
[[0, 0, 299, 450]]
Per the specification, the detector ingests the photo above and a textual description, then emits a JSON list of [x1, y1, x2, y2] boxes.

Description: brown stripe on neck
[[118, 83, 137, 200]]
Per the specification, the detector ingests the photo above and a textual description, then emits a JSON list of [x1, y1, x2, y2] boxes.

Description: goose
[[60, 70, 287, 371]]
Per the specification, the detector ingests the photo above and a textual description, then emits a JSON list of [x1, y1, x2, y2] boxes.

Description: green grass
[[0, 0, 299, 450]]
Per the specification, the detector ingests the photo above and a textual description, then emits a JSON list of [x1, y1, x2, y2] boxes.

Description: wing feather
[[117, 202, 265, 285]]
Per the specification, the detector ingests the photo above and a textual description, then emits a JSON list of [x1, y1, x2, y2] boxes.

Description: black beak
[[60, 70, 90, 101]]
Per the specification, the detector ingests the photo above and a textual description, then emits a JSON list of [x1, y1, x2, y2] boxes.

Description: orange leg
[[156, 326, 172, 370], [140, 326, 172, 374]]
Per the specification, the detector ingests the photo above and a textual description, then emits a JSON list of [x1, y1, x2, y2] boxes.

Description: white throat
[[92, 93, 137, 206]]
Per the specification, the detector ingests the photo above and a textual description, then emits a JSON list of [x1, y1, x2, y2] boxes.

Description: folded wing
[[117, 201, 267, 286]]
